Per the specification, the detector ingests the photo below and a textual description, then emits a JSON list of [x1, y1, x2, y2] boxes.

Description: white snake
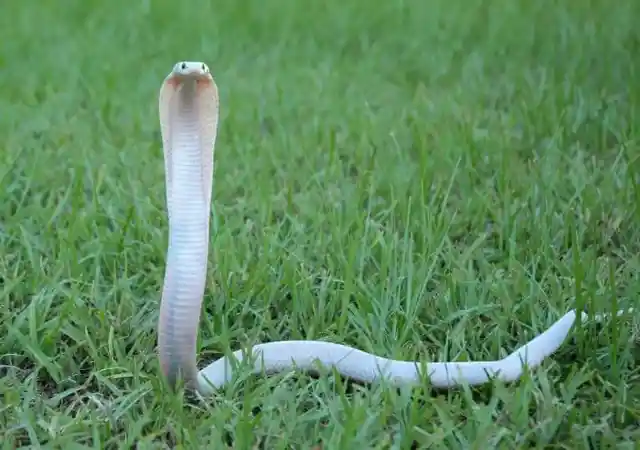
[[157, 61, 633, 396]]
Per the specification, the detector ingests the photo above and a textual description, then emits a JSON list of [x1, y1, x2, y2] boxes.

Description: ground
[[1, 0, 639, 448]]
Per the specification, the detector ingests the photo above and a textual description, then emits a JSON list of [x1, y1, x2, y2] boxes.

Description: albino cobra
[[157, 61, 633, 396]]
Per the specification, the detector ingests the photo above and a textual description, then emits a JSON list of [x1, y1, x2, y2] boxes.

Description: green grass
[[1, 0, 639, 448]]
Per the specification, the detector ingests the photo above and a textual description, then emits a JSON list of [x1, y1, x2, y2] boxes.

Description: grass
[[1, 0, 639, 447]]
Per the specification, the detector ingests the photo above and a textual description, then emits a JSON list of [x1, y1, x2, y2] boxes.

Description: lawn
[[1, 0, 639, 448]]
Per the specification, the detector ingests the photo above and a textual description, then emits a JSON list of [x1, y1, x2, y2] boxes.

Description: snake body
[[157, 61, 632, 396]]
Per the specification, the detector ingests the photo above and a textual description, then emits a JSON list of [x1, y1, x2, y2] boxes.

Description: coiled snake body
[[157, 61, 632, 395]]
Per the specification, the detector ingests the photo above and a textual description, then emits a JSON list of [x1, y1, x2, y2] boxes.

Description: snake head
[[171, 61, 211, 80]]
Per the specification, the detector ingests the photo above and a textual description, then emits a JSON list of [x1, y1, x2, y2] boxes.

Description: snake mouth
[[178, 71, 210, 79], [167, 74, 213, 89]]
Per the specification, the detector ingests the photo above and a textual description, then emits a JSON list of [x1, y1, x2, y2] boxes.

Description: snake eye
[[181, 62, 187, 70], [202, 64, 208, 72]]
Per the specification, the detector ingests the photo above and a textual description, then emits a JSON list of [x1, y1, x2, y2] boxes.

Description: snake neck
[[158, 81, 212, 389]]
